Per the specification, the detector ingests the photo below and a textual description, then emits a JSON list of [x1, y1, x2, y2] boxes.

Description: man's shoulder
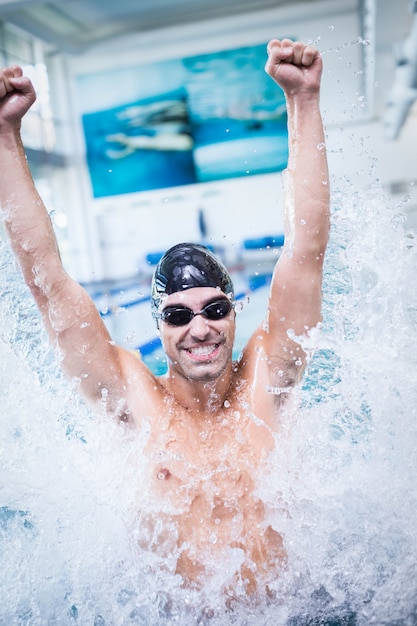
[[117, 345, 161, 385], [116, 345, 167, 415]]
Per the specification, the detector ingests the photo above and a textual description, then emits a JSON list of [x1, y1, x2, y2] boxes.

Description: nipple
[[157, 468, 171, 480]]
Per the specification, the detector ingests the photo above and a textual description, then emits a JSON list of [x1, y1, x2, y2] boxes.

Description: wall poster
[[77, 42, 289, 198]]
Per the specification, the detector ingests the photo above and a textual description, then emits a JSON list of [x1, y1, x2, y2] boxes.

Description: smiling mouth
[[186, 343, 220, 360]]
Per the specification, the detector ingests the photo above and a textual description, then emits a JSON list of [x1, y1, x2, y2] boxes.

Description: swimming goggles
[[159, 298, 233, 327]]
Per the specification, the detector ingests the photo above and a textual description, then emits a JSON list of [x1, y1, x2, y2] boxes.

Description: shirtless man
[[0, 39, 330, 597]]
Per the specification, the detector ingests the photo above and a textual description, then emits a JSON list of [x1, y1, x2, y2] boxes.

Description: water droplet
[[125, 331, 136, 344]]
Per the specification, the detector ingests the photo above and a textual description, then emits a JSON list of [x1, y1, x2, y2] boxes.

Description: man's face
[[158, 287, 236, 383]]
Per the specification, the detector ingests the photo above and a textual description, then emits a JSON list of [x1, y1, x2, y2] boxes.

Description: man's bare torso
[[121, 355, 287, 595]]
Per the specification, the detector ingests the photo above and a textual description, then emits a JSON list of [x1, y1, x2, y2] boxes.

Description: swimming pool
[[1, 182, 417, 624]]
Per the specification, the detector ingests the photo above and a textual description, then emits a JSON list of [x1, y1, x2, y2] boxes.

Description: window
[[0, 21, 55, 151], [0, 21, 71, 264]]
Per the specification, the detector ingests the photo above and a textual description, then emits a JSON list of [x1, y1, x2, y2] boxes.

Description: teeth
[[188, 344, 217, 356]]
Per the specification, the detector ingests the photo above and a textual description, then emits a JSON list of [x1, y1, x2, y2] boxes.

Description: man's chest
[[142, 408, 275, 514]]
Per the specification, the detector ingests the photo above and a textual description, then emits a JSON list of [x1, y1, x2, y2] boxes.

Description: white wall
[[53, 0, 416, 282]]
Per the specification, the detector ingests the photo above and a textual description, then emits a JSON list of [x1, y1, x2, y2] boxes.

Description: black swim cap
[[151, 243, 234, 319]]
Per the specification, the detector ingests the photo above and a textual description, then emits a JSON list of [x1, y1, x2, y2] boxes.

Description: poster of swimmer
[[78, 42, 289, 198]]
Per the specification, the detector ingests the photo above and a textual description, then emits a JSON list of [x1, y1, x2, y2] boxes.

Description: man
[[0, 39, 329, 597]]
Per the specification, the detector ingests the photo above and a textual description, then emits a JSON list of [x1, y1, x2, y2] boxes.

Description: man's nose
[[188, 312, 210, 339]]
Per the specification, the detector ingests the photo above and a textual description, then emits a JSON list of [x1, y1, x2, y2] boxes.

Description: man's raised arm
[[0, 66, 129, 413], [263, 40, 330, 383]]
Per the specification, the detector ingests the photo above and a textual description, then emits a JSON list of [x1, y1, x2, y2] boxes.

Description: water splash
[[1, 180, 417, 624], [281, 181, 417, 624], [320, 37, 373, 56]]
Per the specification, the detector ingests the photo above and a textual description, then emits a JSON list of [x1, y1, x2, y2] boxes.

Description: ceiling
[[0, 0, 320, 54], [0, 0, 416, 138]]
